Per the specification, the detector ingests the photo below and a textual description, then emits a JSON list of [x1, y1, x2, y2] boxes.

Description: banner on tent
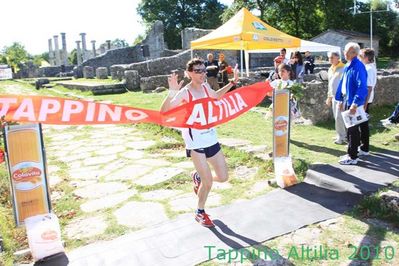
[[0, 82, 273, 128]]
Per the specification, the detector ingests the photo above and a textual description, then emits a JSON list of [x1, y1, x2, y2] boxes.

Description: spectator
[[304, 51, 315, 74], [326, 51, 346, 144], [357, 48, 377, 156], [204, 53, 220, 90], [218, 53, 229, 86], [272, 48, 289, 79], [335, 42, 368, 165], [290, 51, 304, 83], [381, 102, 399, 126]]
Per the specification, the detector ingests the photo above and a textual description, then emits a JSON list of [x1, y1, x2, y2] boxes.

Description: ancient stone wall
[[181, 28, 212, 50], [74, 21, 172, 77], [299, 73, 399, 124], [38, 65, 75, 77]]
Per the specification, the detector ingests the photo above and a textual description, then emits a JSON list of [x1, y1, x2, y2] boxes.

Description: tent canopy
[[191, 8, 301, 50], [191, 8, 340, 76], [191, 8, 340, 54]]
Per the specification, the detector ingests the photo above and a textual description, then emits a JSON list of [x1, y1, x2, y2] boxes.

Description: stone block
[[96, 67, 108, 79], [83, 66, 94, 79], [140, 75, 169, 93], [125, 70, 140, 91], [110, 65, 127, 81]]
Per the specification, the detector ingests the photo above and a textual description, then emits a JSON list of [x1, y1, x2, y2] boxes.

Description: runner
[[160, 58, 238, 227]]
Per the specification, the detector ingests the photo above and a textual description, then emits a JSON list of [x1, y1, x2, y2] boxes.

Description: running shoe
[[195, 212, 215, 227]]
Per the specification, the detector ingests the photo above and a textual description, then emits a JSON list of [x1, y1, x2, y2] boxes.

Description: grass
[[0, 80, 398, 265], [376, 56, 398, 69]]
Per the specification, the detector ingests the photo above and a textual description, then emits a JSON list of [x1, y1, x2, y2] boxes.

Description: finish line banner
[[0, 82, 272, 129]]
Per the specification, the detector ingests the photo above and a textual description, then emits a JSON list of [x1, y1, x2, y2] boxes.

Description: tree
[[221, 0, 398, 55], [137, 0, 226, 49], [69, 49, 78, 65], [1, 42, 30, 72], [111, 38, 129, 48], [133, 34, 145, 45]]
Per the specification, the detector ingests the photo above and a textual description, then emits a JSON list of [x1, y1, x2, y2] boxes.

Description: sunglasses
[[192, 68, 207, 74]]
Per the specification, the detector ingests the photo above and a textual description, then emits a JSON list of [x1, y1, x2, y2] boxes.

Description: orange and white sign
[[4, 124, 51, 226], [273, 89, 298, 188], [273, 89, 290, 157], [0, 81, 273, 129]]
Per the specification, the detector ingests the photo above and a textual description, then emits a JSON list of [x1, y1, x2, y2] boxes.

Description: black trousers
[[347, 124, 361, 159], [359, 104, 371, 152]]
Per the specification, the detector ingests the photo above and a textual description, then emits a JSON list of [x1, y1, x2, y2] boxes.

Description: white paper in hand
[[341, 105, 368, 128]]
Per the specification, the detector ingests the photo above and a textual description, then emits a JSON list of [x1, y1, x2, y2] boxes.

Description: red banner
[[0, 81, 272, 129]]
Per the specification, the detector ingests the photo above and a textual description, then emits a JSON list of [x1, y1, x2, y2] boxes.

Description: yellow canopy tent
[[191, 8, 339, 76], [191, 8, 301, 76], [191, 7, 301, 50]]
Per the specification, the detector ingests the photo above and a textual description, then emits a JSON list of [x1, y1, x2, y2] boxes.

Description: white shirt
[[365, 63, 377, 103], [341, 62, 350, 96], [176, 84, 218, 149]]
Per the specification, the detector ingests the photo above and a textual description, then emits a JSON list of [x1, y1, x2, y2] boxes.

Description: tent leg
[[245, 50, 250, 77], [240, 50, 244, 78]]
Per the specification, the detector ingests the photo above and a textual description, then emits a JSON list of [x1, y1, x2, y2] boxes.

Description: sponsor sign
[[3, 124, 51, 226]]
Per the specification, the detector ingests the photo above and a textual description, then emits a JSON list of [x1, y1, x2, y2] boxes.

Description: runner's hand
[[167, 72, 184, 92]]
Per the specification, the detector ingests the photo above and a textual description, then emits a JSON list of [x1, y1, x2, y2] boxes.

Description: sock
[[196, 209, 205, 214]]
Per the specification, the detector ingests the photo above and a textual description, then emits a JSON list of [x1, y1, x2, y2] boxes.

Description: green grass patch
[[376, 57, 398, 69]]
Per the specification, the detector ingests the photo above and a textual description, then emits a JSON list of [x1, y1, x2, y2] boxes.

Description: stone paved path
[[43, 124, 264, 242]]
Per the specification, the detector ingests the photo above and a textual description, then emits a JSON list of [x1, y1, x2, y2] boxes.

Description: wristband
[[168, 90, 178, 98]]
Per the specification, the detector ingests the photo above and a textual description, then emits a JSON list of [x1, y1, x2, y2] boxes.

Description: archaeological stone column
[[80, 33, 87, 61], [48, 38, 55, 66], [91, 40, 96, 58], [60, 32, 68, 65], [76, 41, 82, 65], [53, 35, 61, 66]]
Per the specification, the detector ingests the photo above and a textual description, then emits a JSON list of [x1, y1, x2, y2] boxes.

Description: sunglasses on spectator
[[192, 68, 207, 74]]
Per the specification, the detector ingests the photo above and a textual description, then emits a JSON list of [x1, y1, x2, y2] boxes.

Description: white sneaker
[[339, 155, 358, 165], [334, 139, 347, 145], [358, 148, 369, 156]]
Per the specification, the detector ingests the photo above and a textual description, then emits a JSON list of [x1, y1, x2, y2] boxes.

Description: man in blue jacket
[[335, 42, 368, 165]]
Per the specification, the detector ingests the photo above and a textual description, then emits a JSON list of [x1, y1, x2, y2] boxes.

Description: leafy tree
[[220, 0, 256, 22], [1, 42, 30, 72], [111, 38, 129, 48], [133, 34, 145, 45], [69, 49, 78, 65], [222, 0, 398, 55], [137, 0, 226, 49]]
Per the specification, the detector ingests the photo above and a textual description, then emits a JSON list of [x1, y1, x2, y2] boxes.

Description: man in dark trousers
[[335, 42, 368, 165], [204, 53, 220, 90]]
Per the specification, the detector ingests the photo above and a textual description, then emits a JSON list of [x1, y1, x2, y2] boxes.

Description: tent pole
[[240, 50, 244, 78], [190, 49, 193, 59], [245, 50, 250, 77]]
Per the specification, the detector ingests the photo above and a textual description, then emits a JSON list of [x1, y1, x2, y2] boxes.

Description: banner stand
[[272, 89, 298, 188], [3, 123, 52, 226]]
